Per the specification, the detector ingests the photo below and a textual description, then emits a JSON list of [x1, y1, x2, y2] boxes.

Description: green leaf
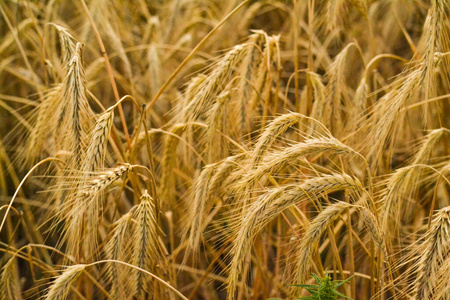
[[286, 273, 353, 300]]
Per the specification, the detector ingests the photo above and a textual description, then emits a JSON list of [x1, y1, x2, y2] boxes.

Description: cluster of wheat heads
[[0, 0, 449, 299]]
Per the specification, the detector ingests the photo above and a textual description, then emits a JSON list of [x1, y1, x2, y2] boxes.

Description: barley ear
[[185, 163, 216, 256], [160, 123, 188, 205], [412, 207, 450, 300], [132, 191, 163, 298], [82, 106, 115, 173], [294, 201, 351, 289], [0, 255, 21, 300], [62, 164, 132, 262], [252, 112, 304, 167], [105, 212, 134, 299], [44, 265, 85, 300]]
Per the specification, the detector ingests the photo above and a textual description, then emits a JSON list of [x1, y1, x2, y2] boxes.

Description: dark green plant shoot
[[294, 272, 354, 300], [268, 272, 353, 300]]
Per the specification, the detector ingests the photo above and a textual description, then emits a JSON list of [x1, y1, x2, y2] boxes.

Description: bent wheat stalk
[[227, 174, 362, 299], [44, 265, 85, 300], [412, 206, 450, 300], [294, 201, 351, 291]]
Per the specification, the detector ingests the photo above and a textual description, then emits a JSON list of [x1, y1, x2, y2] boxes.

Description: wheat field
[[0, 0, 449, 299]]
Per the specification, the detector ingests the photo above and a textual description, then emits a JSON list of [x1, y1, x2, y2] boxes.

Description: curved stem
[[85, 259, 188, 300], [0, 157, 61, 233]]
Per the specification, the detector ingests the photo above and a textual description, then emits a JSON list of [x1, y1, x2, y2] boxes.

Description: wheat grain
[[412, 206, 450, 300], [206, 91, 230, 163], [308, 72, 327, 134], [82, 106, 114, 173], [381, 128, 448, 243], [44, 265, 85, 300], [182, 43, 248, 123], [63, 164, 132, 261], [235, 137, 356, 195], [105, 212, 134, 299], [56, 43, 93, 168], [233, 31, 266, 136], [160, 123, 188, 204], [0, 255, 21, 300], [186, 163, 216, 255], [252, 112, 304, 167], [227, 174, 361, 299], [294, 201, 351, 290], [132, 192, 162, 297]]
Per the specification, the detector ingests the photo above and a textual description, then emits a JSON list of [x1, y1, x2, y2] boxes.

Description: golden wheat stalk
[[362, 0, 449, 166], [207, 154, 247, 200], [52, 23, 76, 68], [105, 212, 134, 299], [249, 35, 279, 120], [412, 206, 450, 300], [44, 265, 85, 300], [132, 191, 163, 297], [234, 137, 356, 196], [308, 72, 327, 134], [233, 31, 265, 135], [0, 255, 21, 300], [56, 43, 93, 168], [185, 163, 216, 254], [185, 154, 248, 251], [294, 201, 351, 289], [182, 43, 248, 123], [252, 112, 304, 167], [227, 174, 362, 299], [23, 25, 78, 166], [63, 164, 132, 261], [82, 106, 115, 173], [381, 128, 448, 243], [434, 256, 450, 299], [25, 85, 63, 166], [206, 91, 230, 163], [324, 43, 356, 136], [147, 44, 161, 98], [160, 123, 188, 204]]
